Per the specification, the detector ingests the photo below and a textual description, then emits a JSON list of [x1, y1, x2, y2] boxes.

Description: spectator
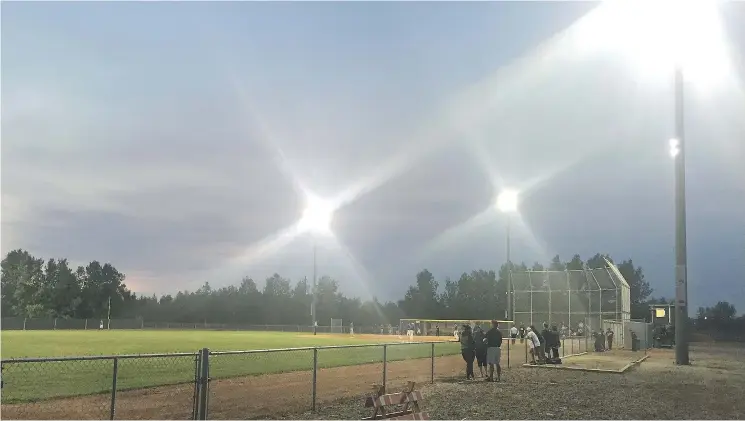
[[459, 324, 476, 380], [606, 328, 614, 350], [473, 325, 488, 378], [594, 330, 605, 352], [510, 325, 518, 345], [436, 325, 440, 337], [485, 320, 503, 382], [541, 323, 552, 359], [548, 325, 561, 361], [519, 324, 527, 343], [526, 326, 541, 364]]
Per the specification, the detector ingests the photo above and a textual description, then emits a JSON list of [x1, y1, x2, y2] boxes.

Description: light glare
[[496, 190, 519, 213], [299, 195, 335, 235], [573, 0, 731, 89]]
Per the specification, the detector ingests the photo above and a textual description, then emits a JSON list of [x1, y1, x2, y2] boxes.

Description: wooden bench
[[362, 381, 429, 420]]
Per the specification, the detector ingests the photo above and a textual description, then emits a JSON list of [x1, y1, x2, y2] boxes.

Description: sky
[[2, 1, 744, 314]]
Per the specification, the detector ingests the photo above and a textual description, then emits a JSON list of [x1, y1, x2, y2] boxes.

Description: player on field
[[407, 323, 415, 341]]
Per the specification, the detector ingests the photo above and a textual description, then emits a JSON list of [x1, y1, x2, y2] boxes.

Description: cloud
[[2, 1, 743, 312]]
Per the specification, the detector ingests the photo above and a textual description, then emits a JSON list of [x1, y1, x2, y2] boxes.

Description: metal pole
[[197, 348, 209, 420], [382, 345, 388, 390], [312, 348, 318, 412], [673, 64, 690, 365], [506, 215, 511, 321], [110, 358, 118, 420], [507, 334, 510, 368], [430, 343, 435, 384], [312, 242, 318, 336]]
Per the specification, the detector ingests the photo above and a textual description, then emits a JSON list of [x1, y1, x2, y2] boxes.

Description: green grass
[[0, 330, 460, 403]]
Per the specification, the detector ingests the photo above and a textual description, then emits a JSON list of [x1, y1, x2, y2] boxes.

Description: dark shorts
[[511, 333, 517, 339], [476, 349, 487, 367]]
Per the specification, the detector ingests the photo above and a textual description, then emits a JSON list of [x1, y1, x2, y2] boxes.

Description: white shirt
[[510, 327, 518, 335], [526, 331, 541, 348]]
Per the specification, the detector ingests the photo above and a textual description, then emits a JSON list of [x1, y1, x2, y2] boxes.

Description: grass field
[[0, 330, 460, 406]]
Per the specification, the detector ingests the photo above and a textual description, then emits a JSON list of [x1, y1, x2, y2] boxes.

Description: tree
[[548, 255, 565, 271], [398, 269, 440, 318], [586, 253, 613, 269], [566, 254, 584, 271]]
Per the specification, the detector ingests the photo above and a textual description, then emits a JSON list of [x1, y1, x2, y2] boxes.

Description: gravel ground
[[291, 344, 745, 420]]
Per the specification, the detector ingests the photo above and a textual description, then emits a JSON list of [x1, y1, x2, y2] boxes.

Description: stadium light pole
[[299, 195, 335, 336], [671, 63, 689, 365], [496, 189, 519, 322], [575, 0, 732, 366]]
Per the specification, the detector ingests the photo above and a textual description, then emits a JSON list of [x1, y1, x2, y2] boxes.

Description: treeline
[[2, 248, 740, 329]]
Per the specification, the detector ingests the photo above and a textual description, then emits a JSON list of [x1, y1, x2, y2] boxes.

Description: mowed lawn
[[0, 330, 459, 403]]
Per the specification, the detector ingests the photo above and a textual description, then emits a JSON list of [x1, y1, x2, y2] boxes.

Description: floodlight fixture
[[496, 189, 519, 213], [669, 138, 681, 158], [298, 195, 335, 235]]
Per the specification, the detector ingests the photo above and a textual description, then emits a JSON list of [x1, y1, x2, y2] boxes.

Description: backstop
[[510, 258, 630, 337]]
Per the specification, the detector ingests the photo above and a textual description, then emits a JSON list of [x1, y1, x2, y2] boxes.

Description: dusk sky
[[2, 1, 743, 313]]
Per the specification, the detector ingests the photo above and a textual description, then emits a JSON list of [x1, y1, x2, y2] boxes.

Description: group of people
[[523, 323, 563, 364], [458, 320, 503, 382], [593, 328, 615, 351]]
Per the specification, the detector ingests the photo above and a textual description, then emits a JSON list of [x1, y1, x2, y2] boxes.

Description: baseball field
[[0, 330, 603, 419]]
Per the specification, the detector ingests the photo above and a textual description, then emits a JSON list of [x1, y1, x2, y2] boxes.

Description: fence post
[[312, 348, 318, 412], [23, 318, 26, 330], [524, 339, 528, 363], [561, 338, 567, 358], [110, 357, 118, 420], [507, 336, 510, 368], [197, 348, 209, 420], [54, 318, 57, 330], [430, 343, 435, 384], [382, 344, 387, 390]]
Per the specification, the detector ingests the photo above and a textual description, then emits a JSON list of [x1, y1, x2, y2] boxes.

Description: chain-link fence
[[0, 318, 394, 334], [2, 337, 618, 420], [1, 352, 200, 420]]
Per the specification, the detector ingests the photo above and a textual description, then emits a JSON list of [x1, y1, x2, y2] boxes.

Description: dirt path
[[1, 355, 465, 420]]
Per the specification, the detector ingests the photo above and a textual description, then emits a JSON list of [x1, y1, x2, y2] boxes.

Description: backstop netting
[[330, 318, 343, 333], [510, 259, 630, 341]]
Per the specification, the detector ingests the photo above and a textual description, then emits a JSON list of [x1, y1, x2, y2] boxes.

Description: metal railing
[[1, 335, 647, 420]]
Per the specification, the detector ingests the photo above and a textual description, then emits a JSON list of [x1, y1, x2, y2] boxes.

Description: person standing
[[510, 325, 518, 345], [436, 325, 440, 337], [519, 324, 526, 343], [459, 325, 476, 380], [541, 323, 552, 360], [606, 328, 614, 350], [526, 326, 541, 364], [548, 325, 561, 361], [485, 320, 503, 382], [473, 325, 488, 377]]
